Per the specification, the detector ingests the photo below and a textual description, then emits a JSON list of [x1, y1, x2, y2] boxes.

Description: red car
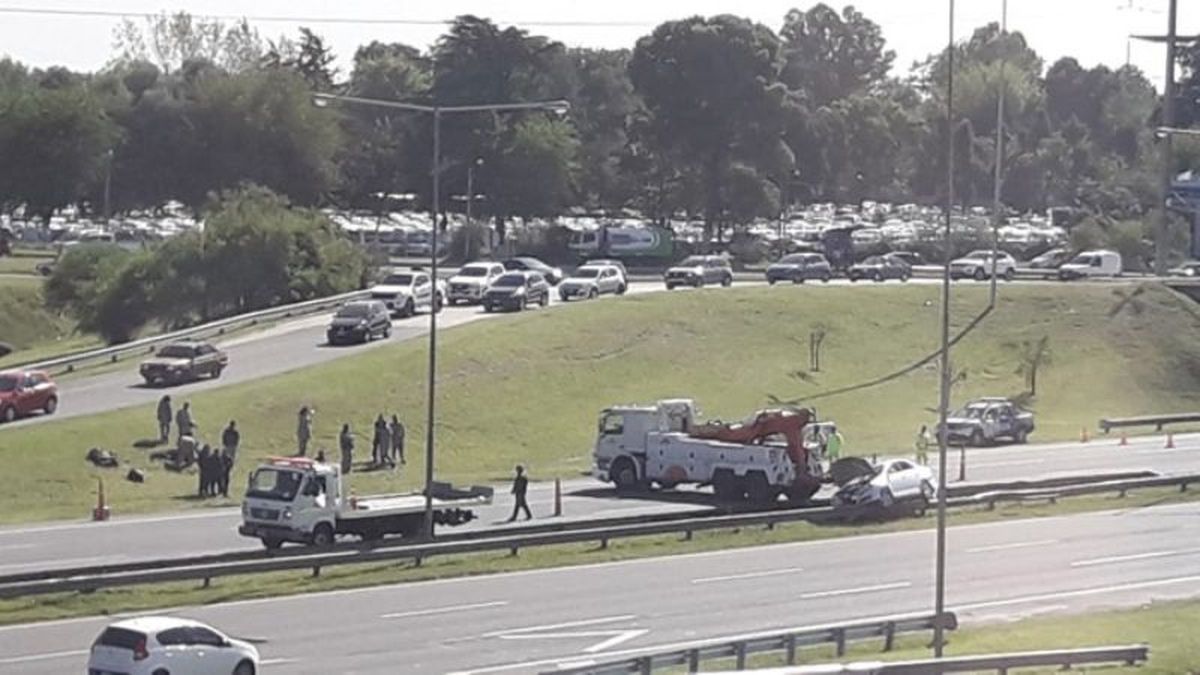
[[0, 369, 58, 423]]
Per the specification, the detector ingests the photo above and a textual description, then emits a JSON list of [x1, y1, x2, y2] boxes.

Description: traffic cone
[[1166, 433, 1175, 449], [553, 478, 563, 517], [92, 477, 110, 522], [1080, 427, 1090, 443]]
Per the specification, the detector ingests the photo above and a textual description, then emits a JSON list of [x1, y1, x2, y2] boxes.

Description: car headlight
[[358, 319, 368, 327], [282, 508, 293, 520], [513, 287, 526, 295]]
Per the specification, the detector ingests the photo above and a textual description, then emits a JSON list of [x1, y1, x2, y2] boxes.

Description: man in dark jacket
[[339, 424, 354, 474], [507, 465, 532, 522], [372, 415, 389, 467], [221, 420, 240, 464], [197, 445, 212, 496], [156, 395, 172, 442], [390, 415, 406, 465]]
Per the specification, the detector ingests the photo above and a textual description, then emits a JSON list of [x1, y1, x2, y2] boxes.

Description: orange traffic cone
[[1080, 427, 1090, 443], [92, 477, 111, 522], [1119, 431, 1128, 447], [1166, 433, 1175, 449]]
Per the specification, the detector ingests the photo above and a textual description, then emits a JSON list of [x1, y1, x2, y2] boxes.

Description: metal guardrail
[[1099, 412, 1200, 433], [746, 644, 1149, 674], [17, 289, 370, 373], [0, 472, 1192, 599], [546, 613, 957, 675]]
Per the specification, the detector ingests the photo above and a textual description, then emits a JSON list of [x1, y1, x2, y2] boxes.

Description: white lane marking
[[261, 658, 298, 666], [483, 614, 635, 638], [583, 629, 650, 653], [799, 581, 911, 599], [966, 539, 1058, 554], [0, 648, 88, 664], [0, 555, 124, 572], [381, 600, 508, 619], [968, 459, 1047, 468], [0, 543, 35, 551], [1070, 549, 1200, 568], [691, 567, 804, 584], [955, 574, 1200, 611]]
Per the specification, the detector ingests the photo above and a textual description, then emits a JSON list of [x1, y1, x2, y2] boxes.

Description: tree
[[491, 117, 579, 219], [111, 12, 263, 73], [265, 28, 337, 91], [568, 48, 638, 212], [1009, 335, 1052, 396], [779, 4, 894, 106], [43, 244, 133, 338]]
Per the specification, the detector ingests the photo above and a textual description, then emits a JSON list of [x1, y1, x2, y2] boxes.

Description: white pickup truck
[[369, 269, 447, 317], [238, 457, 493, 549]]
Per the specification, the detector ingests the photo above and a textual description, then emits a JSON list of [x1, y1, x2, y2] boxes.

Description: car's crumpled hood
[[829, 457, 878, 487]]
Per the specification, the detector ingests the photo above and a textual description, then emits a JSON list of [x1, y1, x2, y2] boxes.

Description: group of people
[[295, 406, 406, 475], [154, 395, 241, 498]]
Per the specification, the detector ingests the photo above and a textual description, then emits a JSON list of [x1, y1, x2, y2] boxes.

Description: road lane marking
[[0, 543, 35, 551], [966, 539, 1058, 553], [583, 629, 650, 653], [1070, 549, 1200, 567], [483, 614, 636, 638], [0, 648, 88, 664], [381, 600, 508, 619], [968, 459, 1046, 468], [955, 574, 1200, 611], [799, 581, 911, 599], [691, 567, 804, 584], [0, 555, 123, 572]]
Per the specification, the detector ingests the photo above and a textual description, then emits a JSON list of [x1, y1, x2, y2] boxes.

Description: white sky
[[0, 1, 1195, 88]]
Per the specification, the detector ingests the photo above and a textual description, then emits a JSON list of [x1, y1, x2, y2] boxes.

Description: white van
[[1058, 250, 1122, 280]]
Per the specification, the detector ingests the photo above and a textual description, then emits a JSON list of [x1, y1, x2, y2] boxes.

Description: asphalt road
[[2, 501, 1198, 674], [0, 431, 1195, 576]]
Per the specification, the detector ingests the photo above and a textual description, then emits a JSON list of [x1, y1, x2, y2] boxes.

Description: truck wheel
[[611, 458, 640, 492], [540, 292, 549, 307], [261, 537, 283, 550], [745, 472, 775, 504], [970, 429, 986, 447], [712, 469, 743, 501], [401, 298, 415, 318], [311, 523, 334, 548]]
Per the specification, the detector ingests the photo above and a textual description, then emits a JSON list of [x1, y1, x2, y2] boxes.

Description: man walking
[[156, 395, 172, 442], [296, 406, 314, 457], [176, 402, 196, 444], [390, 415, 406, 466], [339, 423, 354, 475], [507, 465, 532, 522], [218, 449, 234, 497], [197, 445, 212, 497], [222, 420, 241, 464], [372, 415, 388, 467], [915, 424, 932, 466]]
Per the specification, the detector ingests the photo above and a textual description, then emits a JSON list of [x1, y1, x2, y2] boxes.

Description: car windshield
[[862, 256, 883, 264], [0, 376, 16, 392], [335, 304, 370, 318], [680, 256, 706, 266], [780, 254, 807, 264], [494, 274, 525, 287], [954, 405, 987, 419], [381, 274, 413, 285], [459, 266, 489, 277], [157, 345, 194, 358], [246, 468, 304, 501], [1068, 255, 1095, 265], [965, 250, 993, 259], [571, 268, 600, 279]]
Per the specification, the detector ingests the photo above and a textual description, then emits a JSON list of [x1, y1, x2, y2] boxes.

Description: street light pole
[[1155, 0, 1179, 277], [424, 108, 441, 539], [464, 158, 483, 260]]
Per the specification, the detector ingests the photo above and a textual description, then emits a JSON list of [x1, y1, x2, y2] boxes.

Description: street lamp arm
[[312, 92, 570, 116], [312, 92, 435, 113]]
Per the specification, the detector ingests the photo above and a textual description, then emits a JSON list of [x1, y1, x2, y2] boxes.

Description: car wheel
[[665, 284, 675, 291], [402, 298, 415, 318], [540, 292, 549, 307], [693, 279, 703, 288], [1003, 267, 1015, 282], [434, 293, 444, 313], [617, 283, 627, 295], [822, 272, 832, 283], [0, 406, 14, 423], [1014, 427, 1028, 444], [484, 303, 493, 313], [973, 267, 986, 281], [873, 271, 884, 282], [721, 275, 733, 287], [211, 367, 223, 379], [768, 278, 777, 286], [43, 396, 58, 415], [152, 669, 170, 675], [588, 288, 599, 300], [849, 275, 858, 283], [383, 324, 392, 339], [311, 523, 335, 548], [793, 276, 804, 284], [880, 488, 896, 509], [970, 429, 986, 447], [901, 272, 911, 282], [233, 660, 256, 675]]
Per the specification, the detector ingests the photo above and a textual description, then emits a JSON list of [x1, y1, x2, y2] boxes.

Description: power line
[[0, 5, 650, 28]]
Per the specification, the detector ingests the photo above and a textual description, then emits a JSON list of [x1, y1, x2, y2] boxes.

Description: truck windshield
[[599, 413, 624, 435], [246, 468, 304, 502]]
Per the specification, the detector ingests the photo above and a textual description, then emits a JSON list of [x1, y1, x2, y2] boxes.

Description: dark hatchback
[[326, 300, 392, 345], [765, 253, 833, 284], [848, 254, 912, 282], [483, 272, 551, 312]]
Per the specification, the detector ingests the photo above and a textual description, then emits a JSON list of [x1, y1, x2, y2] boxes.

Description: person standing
[[296, 406, 314, 457], [915, 424, 932, 466], [507, 465, 532, 522], [221, 420, 241, 464], [372, 415, 388, 467], [378, 417, 393, 468], [197, 445, 212, 497], [218, 449, 234, 497], [156, 395, 172, 442], [390, 415, 406, 466], [825, 426, 844, 462], [339, 423, 354, 475], [176, 402, 196, 443]]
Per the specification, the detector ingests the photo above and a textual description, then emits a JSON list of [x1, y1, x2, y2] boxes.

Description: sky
[[0, 0, 1195, 88]]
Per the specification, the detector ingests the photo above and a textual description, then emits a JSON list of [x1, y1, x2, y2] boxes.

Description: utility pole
[[1155, 0, 1178, 276]]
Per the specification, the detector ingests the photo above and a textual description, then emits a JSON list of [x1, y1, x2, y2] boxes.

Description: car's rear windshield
[[246, 467, 303, 501], [95, 627, 145, 649], [494, 274, 525, 287], [382, 274, 413, 285], [0, 376, 16, 392], [571, 268, 600, 279], [680, 256, 706, 265], [459, 266, 489, 277], [336, 304, 371, 318], [157, 345, 194, 358]]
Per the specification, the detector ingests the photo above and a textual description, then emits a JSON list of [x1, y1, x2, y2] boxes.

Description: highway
[[0, 431, 1196, 575], [2, 500, 1197, 674]]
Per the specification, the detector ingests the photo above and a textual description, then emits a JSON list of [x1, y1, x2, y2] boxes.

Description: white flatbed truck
[[238, 456, 493, 549]]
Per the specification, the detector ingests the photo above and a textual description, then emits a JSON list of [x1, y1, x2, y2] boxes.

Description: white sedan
[[832, 458, 936, 515], [88, 616, 259, 675]]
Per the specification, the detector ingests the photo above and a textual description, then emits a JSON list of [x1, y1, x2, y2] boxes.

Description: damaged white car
[[831, 457, 937, 518]]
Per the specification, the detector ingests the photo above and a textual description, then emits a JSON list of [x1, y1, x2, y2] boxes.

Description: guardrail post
[[883, 621, 896, 651], [110, 354, 118, 363], [834, 628, 846, 656], [785, 635, 797, 664], [510, 546, 519, 557], [414, 556, 422, 568], [599, 537, 608, 550], [312, 566, 321, 578], [958, 445, 967, 482], [735, 642, 747, 669], [766, 521, 775, 531], [1182, 481, 1189, 493], [202, 577, 210, 589], [683, 530, 692, 541], [638, 656, 652, 675]]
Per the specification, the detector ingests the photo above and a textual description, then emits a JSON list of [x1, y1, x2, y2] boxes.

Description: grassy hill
[[0, 277, 95, 367], [4, 282, 1200, 522]]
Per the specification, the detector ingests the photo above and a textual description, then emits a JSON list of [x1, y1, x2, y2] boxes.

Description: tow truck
[[592, 399, 826, 503], [238, 457, 493, 549]]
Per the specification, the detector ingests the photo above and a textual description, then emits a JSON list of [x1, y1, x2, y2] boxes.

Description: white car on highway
[[446, 261, 506, 305], [369, 269, 446, 317], [558, 264, 627, 301], [831, 457, 936, 515], [949, 250, 1017, 281], [88, 616, 259, 675]]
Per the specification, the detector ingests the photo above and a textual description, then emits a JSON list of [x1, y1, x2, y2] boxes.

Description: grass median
[[1, 486, 1197, 626], [6, 282, 1200, 523]]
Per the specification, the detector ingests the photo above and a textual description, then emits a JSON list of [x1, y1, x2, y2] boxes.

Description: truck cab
[[239, 457, 342, 549], [594, 399, 696, 486]]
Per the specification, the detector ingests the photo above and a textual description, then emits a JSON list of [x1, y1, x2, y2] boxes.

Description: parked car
[[1028, 248, 1071, 269], [579, 258, 629, 287], [0, 369, 57, 422], [369, 269, 446, 317], [446, 261, 506, 305], [765, 253, 833, 284], [949, 250, 1017, 281], [939, 397, 1035, 446], [559, 265, 626, 301], [503, 256, 564, 285], [87, 616, 259, 675], [483, 271, 551, 312], [326, 300, 392, 345], [664, 255, 733, 289], [1058, 249, 1122, 280], [1168, 260, 1200, 277], [848, 255, 911, 282], [139, 341, 228, 386], [831, 457, 936, 515]]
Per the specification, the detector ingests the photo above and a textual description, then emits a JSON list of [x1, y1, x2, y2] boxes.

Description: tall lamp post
[[313, 93, 569, 538], [465, 157, 484, 259]]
